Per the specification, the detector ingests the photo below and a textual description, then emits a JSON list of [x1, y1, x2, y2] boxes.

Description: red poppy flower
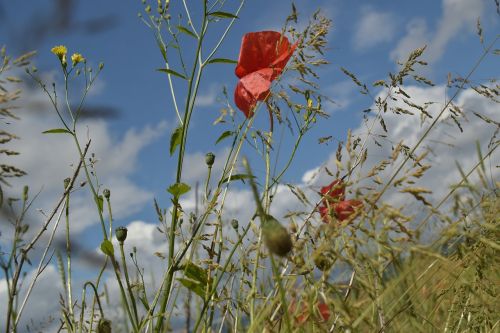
[[234, 31, 297, 118], [320, 179, 345, 203], [334, 199, 363, 221], [291, 301, 331, 325]]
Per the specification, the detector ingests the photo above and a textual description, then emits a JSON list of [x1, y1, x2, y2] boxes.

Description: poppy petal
[[235, 31, 293, 78], [234, 69, 273, 118], [334, 200, 363, 221], [320, 179, 346, 202]]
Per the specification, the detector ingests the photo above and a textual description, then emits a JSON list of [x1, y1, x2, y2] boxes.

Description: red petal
[[235, 31, 295, 79], [334, 200, 363, 221], [318, 205, 331, 224], [234, 69, 273, 118], [320, 179, 346, 202], [317, 303, 330, 321]]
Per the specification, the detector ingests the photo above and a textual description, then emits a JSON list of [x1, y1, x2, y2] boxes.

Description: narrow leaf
[[169, 126, 183, 156], [42, 128, 72, 134], [208, 58, 237, 65], [177, 25, 197, 39], [215, 130, 234, 144], [157, 68, 187, 80], [209, 11, 238, 19], [221, 173, 255, 184]]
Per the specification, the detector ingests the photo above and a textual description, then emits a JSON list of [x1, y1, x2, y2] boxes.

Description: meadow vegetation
[[1, 1, 498, 332]]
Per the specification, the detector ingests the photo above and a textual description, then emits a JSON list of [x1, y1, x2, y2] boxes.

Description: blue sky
[[1, 0, 499, 329]]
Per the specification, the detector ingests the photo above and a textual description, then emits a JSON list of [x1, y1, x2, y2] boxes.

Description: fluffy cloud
[[0, 265, 61, 332], [311, 84, 499, 218], [353, 7, 396, 51], [391, 0, 485, 63], [3, 89, 167, 235]]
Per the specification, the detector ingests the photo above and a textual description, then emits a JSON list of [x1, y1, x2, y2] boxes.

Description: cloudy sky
[[0, 0, 498, 330]]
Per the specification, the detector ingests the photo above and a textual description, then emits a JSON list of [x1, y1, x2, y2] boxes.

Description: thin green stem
[[64, 189, 74, 325], [120, 243, 140, 326]]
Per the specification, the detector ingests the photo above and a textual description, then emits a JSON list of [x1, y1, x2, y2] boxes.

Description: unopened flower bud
[[231, 219, 239, 230], [103, 188, 111, 199], [64, 177, 71, 189], [22, 186, 29, 202], [205, 152, 215, 167], [262, 215, 293, 257], [115, 227, 128, 243], [312, 249, 333, 271], [97, 318, 111, 333], [98, 62, 104, 70]]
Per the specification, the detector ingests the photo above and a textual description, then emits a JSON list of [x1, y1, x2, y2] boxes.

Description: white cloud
[[353, 7, 396, 51], [3, 83, 168, 236], [195, 84, 222, 108], [0, 265, 61, 332], [309, 84, 499, 218], [391, 0, 485, 63]]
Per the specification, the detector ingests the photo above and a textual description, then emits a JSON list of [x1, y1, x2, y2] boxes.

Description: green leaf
[[177, 277, 206, 298], [95, 195, 104, 213], [221, 173, 255, 184], [100, 240, 114, 257], [169, 126, 183, 156], [209, 11, 238, 19], [208, 58, 237, 65], [139, 295, 150, 311], [157, 68, 187, 80], [177, 25, 197, 39], [177, 261, 209, 298], [215, 130, 234, 144], [183, 261, 208, 284], [42, 128, 72, 134], [167, 182, 191, 198]]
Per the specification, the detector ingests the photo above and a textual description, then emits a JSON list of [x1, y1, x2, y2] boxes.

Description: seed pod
[[312, 249, 333, 271], [262, 215, 292, 257], [97, 318, 112, 333], [205, 152, 215, 167], [63, 178, 71, 190], [115, 227, 128, 244]]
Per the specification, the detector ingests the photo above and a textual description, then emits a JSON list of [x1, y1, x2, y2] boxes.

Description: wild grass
[[1, 1, 498, 332]]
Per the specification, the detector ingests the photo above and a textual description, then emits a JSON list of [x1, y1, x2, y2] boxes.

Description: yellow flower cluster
[[51, 45, 85, 68], [51, 45, 67, 58], [71, 53, 85, 66]]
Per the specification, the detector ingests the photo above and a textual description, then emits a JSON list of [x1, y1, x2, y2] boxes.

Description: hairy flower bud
[[103, 188, 111, 199], [205, 152, 215, 167], [231, 219, 239, 230], [262, 215, 292, 257], [64, 177, 71, 190], [97, 318, 111, 333], [115, 227, 128, 243], [22, 185, 29, 202]]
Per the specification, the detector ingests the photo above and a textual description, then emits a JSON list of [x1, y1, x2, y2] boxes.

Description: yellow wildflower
[[71, 53, 85, 66], [51, 45, 67, 59]]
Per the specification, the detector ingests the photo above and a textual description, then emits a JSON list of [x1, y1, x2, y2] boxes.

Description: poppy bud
[[231, 219, 239, 230], [22, 186, 29, 202], [63, 178, 71, 190], [312, 250, 333, 271], [262, 215, 292, 257], [97, 318, 111, 333], [205, 152, 215, 167], [115, 227, 128, 244], [103, 188, 111, 199]]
